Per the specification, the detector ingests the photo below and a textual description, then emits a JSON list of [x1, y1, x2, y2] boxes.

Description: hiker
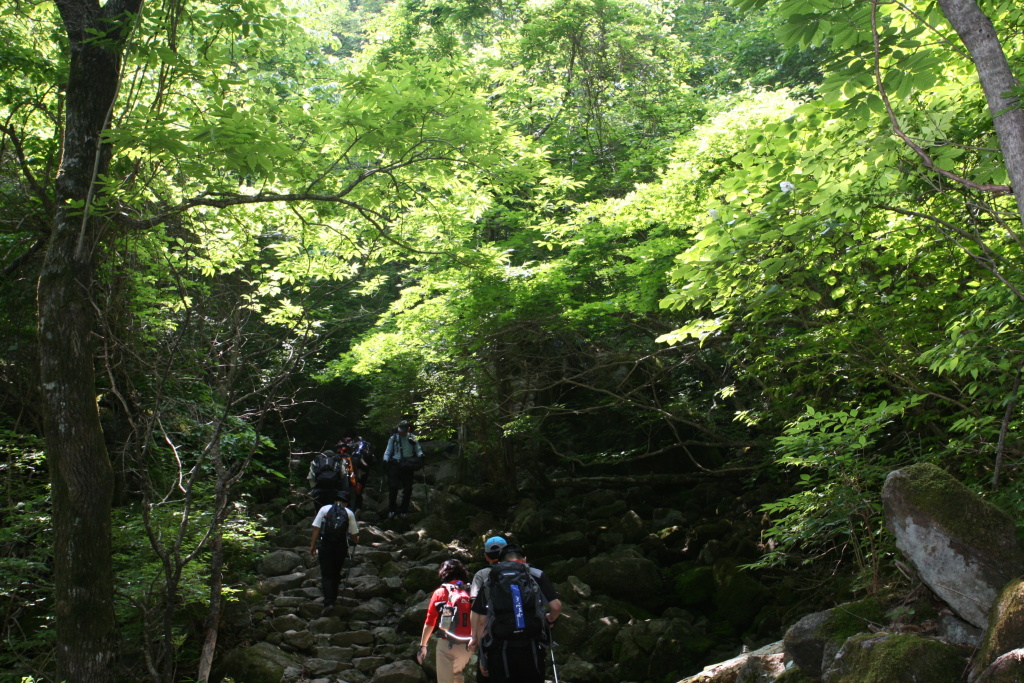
[[338, 435, 375, 511], [309, 490, 359, 615], [469, 544, 561, 683], [469, 536, 508, 683], [307, 448, 348, 510], [382, 420, 424, 518], [416, 559, 474, 683]]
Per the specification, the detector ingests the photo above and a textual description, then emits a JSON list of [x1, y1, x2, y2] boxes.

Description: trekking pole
[[549, 640, 560, 683], [344, 544, 355, 583]]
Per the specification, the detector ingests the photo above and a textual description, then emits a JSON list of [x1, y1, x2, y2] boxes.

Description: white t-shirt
[[312, 504, 358, 534]]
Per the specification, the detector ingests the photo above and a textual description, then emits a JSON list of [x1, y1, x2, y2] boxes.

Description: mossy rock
[[882, 463, 1024, 628], [672, 565, 716, 607], [972, 577, 1024, 679], [712, 559, 768, 632], [824, 633, 966, 683], [784, 597, 886, 677], [775, 665, 818, 682], [214, 642, 300, 683]]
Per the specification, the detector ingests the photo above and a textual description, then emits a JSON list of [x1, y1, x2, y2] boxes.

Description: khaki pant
[[435, 638, 472, 683]]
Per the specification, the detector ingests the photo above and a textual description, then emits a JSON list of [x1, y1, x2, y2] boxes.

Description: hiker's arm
[[469, 610, 485, 651], [349, 533, 359, 546], [416, 622, 433, 664], [309, 527, 320, 556], [546, 598, 563, 623]]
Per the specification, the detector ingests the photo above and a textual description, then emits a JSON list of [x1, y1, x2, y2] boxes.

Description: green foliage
[[0, 426, 53, 680]]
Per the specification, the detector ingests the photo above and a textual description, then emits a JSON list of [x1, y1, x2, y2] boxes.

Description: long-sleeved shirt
[[382, 433, 424, 463]]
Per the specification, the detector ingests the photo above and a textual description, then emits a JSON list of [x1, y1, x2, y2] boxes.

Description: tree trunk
[[42, 2, 142, 680], [937, 0, 1024, 222]]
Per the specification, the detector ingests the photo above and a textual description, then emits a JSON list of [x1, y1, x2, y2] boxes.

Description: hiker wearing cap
[[417, 559, 474, 682], [469, 536, 508, 683], [382, 420, 424, 518], [310, 490, 359, 615], [469, 544, 561, 683]]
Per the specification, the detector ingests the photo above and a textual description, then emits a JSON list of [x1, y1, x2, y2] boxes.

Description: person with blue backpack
[[468, 544, 562, 683], [309, 489, 359, 615]]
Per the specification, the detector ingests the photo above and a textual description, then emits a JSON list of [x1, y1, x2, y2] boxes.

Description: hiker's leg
[[450, 642, 471, 683], [387, 465, 400, 514], [399, 468, 414, 513], [435, 639, 455, 683], [319, 547, 343, 605]]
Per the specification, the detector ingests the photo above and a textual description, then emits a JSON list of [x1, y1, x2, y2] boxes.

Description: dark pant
[[483, 641, 545, 683], [387, 464, 414, 514], [318, 543, 348, 606]]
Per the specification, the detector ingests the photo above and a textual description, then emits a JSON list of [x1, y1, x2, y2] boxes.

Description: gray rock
[[577, 548, 663, 601], [216, 642, 301, 683], [331, 630, 376, 647], [305, 657, 346, 676], [398, 597, 431, 634], [260, 572, 308, 593], [883, 463, 1024, 628], [783, 599, 885, 678], [351, 596, 391, 621], [308, 616, 348, 634], [281, 629, 316, 651], [271, 614, 307, 633], [261, 549, 304, 577], [370, 659, 428, 682], [316, 645, 354, 661], [372, 626, 404, 644], [939, 613, 982, 648], [354, 655, 389, 672]]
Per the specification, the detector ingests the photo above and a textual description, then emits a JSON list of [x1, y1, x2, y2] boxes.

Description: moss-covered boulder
[[672, 564, 716, 608], [577, 548, 663, 602], [712, 559, 769, 633], [972, 577, 1024, 680], [214, 641, 300, 683], [613, 616, 713, 681], [783, 598, 886, 677], [823, 633, 965, 683], [882, 463, 1024, 628]]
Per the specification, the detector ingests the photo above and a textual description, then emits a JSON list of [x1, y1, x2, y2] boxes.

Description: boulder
[[822, 633, 965, 682], [280, 629, 315, 651], [370, 659, 426, 682], [972, 577, 1024, 680], [577, 548, 663, 602], [613, 616, 713, 681], [403, 565, 440, 594], [673, 565, 716, 607], [882, 463, 1024, 628], [215, 641, 300, 683], [975, 648, 1024, 682], [512, 499, 546, 539], [712, 559, 769, 632], [351, 597, 392, 621], [783, 598, 886, 678], [260, 549, 303, 577], [259, 572, 307, 593], [525, 530, 591, 563]]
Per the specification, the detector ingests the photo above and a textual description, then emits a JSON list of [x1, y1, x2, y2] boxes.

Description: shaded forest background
[[3, 0, 1024, 680]]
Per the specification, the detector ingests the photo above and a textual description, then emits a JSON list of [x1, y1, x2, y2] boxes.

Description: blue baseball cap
[[484, 536, 508, 554]]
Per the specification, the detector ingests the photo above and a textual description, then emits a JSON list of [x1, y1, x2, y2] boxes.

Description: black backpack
[[354, 438, 376, 467], [313, 452, 342, 489], [485, 561, 547, 643], [319, 504, 350, 549]]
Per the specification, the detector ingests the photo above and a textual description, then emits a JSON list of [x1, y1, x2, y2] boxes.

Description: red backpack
[[438, 582, 472, 640]]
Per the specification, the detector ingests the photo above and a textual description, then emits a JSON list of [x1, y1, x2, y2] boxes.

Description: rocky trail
[[214, 458, 1024, 683]]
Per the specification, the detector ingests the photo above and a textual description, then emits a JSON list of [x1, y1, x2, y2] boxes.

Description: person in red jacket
[[417, 559, 474, 682]]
